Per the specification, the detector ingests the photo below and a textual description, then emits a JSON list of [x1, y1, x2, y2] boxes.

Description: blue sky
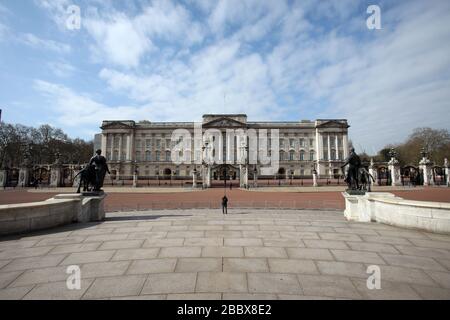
[[0, 0, 449, 154]]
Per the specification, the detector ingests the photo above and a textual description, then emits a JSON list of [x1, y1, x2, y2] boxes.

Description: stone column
[[110, 134, 114, 161], [133, 171, 138, 188], [327, 134, 331, 162], [313, 170, 318, 187], [192, 170, 197, 188], [343, 134, 349, 159], [388, 157, 402, 186], [315, 129, 322, 177], [118, 134, 123, 161], [444, 158, 449, 187], [50, 165, 63, 188], [419, 157, 433, 186], [0, 169, 7, 188], [101, 134, 107, 155], [19, 153, 33, 188], [369, 159, 378, 186]]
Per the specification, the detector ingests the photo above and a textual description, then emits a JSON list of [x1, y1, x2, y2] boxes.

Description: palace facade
[[99, 114, 349, 186]]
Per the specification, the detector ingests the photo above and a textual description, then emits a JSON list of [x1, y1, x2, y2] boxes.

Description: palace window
[[280, 151, 285, 161], [331, 149, 336, 160], [289, 139, 295, 148], [300, 150, 305, 161], [309, 139, 314, 147], [155, 151, 160, 161], [135, 151, 141, 161], [322, 136, 328, 147], [113, 150, 119, 161], [145, 151, 151, 161], [165, 151, 171, 161], [156, 139, 161, 148], [135, 139, 142, 149], [299, 139, 305, 147], [146, 139, 151, 148], [338, 151, 344, 160], [289, 151, 295, 161], [310, 151, 315, 161], [323, 150, 328, 160]]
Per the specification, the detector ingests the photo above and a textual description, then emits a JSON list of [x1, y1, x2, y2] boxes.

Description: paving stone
[[188, 225, 224, 231], [81, 261, 130, 278], [151, 226, 188, 231], [127, 232, 167, 239], [24, 279, 94, 300], [361, 235, 412, 246], [259, 225, 296, 231], [84, 234, 129, 242], [49, 242, 102, 254], [202, 246, 244, 258], [8, 266, 67, 287], [295, 226, 335, 233], [408, 239, 450, 250], [0, 246, 54, 260], [412, 284, 450, 299], [425, 271, 450, 289], [381, 253, 446, 271], [0, 240, 39, 250], [223, 293, 277, 300], [244, 247, 287, 258], [248, 273, 301, 295], [196, 272, 247, 293], [346, 242, 399, 254], [159, 247, 202, 258], [376, 230, 428, 239], [0, 271, 23, 289], [137, 221, 172, 227], [278, 294, 334, 300], [243, 231, 280, 238], [113, 227, 153, 234], [286, 248, 333, 260], [205, 231, 243, 238], [0, 260, 11, 269], [298, 275, 361, 299], [98, 240, 144, 250], [83, 275, 147, 299], [224, 225, 259, 231], [1, 254, 67, 272], [333, 228, 378, 235], [128, 259, 177, 274], [168, 293, 221, 300], [378, 265, 437, 286], [319, 233, 362, 242], [331, 249, 385, 264], [268, 259, 318, 274], [142, 273, 197, 295], [303, 240, 349, 249], [423, 233, 450, 242], [60, 250, 115, 265], [208, 220, 241, 225], [35, 236, 86, 247], [184, 237, 223, 246], [316, 261, 367, 278], [167, 231, 204, 238], [0, 286, 33, 300], [111, 248, 159, 261], [98, 222, 138, 229], [241, 220, 274, 225], [436, 258, 450, 270], [352, 279, 421, 300], [143, 238, 184, 247], [263, 238, 304, 248], [223, 258, 269, 272], [394, 245, 450, 259], [224, 238, 263, 246], [175, 258, 222, 272]]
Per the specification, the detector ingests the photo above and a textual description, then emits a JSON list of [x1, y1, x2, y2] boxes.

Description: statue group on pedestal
[[341, 148, 374, 192], [75, 149, 110, 193]]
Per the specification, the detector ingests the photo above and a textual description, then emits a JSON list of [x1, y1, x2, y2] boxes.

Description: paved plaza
[[0, 208, 449, 300]]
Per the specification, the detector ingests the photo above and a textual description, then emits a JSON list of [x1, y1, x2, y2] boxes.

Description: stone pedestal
[[0, 170, 7, 188], [19, 167, 32, 188], [192, 172, 197, 188], [53, 193, 106, 223], [419, 157, 433, 186], [444, 158, 449, 187], [313, 172, 318, 187], [240, 165, 248, 188], [369, 159, 378, 186], [133, 173, 138, 188], [50, 165, 63, 188], [202, 165, 211, 188], [388, 158, 402, 186]]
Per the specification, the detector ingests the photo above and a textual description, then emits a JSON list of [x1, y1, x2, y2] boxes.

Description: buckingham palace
[[97, 114, 349, 187]]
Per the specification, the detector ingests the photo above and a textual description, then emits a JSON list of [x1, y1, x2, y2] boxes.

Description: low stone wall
[[342, 192, 450, 234], [0, 194, 106, 236]]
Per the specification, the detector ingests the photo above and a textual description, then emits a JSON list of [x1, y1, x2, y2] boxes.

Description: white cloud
[[83, 0, 204, 68], [47, 61, 76, 77], [18, 33, 71, 53]]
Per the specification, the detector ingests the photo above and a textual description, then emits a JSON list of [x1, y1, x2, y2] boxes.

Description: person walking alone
[[222, 195, 228, 215]]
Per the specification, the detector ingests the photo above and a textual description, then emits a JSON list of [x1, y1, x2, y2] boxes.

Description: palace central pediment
[[202, 116, 247, 128]]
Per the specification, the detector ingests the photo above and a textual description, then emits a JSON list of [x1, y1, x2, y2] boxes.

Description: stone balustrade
[[0, 193, 106, 236], [342, 192, 450, 233]]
